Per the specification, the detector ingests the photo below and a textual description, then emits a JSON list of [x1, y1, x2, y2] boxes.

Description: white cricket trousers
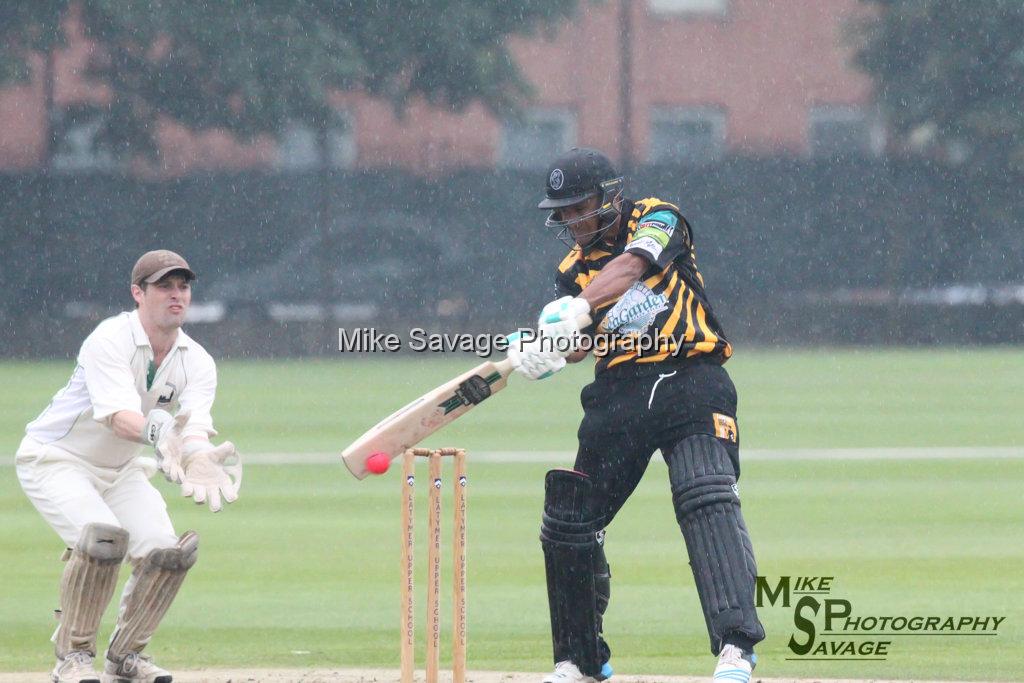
[[16, 436, 178, 560]]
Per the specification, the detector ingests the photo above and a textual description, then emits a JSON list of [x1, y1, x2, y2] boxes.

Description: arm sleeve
[[80, 336, 143, 423], [555, 268, 581, 300], [624, 210, 689, 269], [177, 350, 218, 439], [554, 268, 599, 335]]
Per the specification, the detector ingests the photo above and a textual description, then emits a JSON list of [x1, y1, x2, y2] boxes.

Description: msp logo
[[549, 168, 564, 191], [601, 281, 668, 335], [757, 575, 1006, 661]]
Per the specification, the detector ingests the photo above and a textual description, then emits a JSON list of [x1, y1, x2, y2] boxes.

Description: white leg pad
[[55, 523, 129, 658], [107, 530, 198, 660]]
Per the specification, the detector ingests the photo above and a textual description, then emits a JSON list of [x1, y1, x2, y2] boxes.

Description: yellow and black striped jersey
[[555, 197, 732, 374]]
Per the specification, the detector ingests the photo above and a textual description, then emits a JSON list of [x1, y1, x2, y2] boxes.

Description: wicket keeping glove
[[142, 408, 190, 484], [180, 440, 243, 513], [507, 331, 566, 381]]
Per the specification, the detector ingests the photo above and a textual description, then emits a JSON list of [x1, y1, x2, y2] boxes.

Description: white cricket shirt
[[25, 310, 217, 468]]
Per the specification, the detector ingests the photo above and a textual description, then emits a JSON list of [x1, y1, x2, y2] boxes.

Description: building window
[[648, 106, 726, 164], [277, 110, 356, 170], [808, 105, 880, 158], [499, 108, 576, 169], [52, 113, 118, 172], [648, 0, 728, 15]]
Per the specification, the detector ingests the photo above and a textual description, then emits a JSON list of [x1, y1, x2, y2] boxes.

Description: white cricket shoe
[[712, 644, 756, 683], [102, 653, 172, 683], [542, 660, 604, 683], [51, 650, 101, 683]]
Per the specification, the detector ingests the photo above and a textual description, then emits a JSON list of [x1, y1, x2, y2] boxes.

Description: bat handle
[[495, 357, 515, 375], [502, 312, 593, 370]]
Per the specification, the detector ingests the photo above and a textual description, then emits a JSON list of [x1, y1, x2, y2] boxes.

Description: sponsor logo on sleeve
[[638, 210, 679, 236], [632, 226, 671, 249], [625, 235, 665, 260], [638, 219, 674, 237]]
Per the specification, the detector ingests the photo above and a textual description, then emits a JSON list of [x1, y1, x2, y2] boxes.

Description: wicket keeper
[[16, 250, 242, 683], [508, 148, 765, 683]]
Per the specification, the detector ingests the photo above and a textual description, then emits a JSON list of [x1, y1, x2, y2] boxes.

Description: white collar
[[127, 309, 190, 351]]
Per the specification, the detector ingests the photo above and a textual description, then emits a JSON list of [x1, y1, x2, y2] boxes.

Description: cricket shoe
[[541, 660, 613, 683], [51, 651, 101, 683], [713, 644, 757, 683], [102, 652, 172, 683]]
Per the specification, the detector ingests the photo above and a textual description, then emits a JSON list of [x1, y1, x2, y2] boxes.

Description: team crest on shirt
[[157, 382, 177, 405], [600, 282, 668, 335]]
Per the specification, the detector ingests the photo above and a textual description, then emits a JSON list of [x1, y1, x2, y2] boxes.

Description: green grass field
[[2, 350, 1022, 680]]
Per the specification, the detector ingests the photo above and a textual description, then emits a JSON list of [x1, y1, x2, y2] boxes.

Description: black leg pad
[[666, 435, 766, 655], [540, 469, 605, 677]]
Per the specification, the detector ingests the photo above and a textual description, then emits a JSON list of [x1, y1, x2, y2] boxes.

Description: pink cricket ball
[[366, 451, 391, 475]]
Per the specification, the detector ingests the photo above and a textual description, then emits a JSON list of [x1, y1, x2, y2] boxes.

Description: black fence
[[2, 158, 1022, 357]]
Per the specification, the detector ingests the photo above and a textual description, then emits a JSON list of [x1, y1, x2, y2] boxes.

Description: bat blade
[[342, 357, 513, 479]]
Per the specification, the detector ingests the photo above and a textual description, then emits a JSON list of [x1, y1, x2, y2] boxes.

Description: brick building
[[0, 0, 876, 175]]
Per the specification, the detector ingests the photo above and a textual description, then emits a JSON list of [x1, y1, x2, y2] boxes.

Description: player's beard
[[155, 304, 187, 332]]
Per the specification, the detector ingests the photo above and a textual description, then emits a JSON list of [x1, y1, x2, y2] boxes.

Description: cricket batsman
[[15, 250, 242, 683], [507, 148, 765, 683]]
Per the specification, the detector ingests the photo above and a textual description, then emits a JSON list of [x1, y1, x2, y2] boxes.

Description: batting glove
[[537, 296, 591, 349], [507, 331, 566, 381]]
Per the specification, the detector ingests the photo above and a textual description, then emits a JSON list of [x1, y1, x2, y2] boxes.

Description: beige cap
[[131, 250, 196, 286]]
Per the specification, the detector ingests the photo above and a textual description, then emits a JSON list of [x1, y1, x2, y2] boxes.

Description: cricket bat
[[342, 314, 590, 479], [342, 357, 514, 479]]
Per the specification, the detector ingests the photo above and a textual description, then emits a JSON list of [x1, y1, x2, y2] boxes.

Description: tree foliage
[[0, 1, 69, 81], [0, 0, 577, 153], [855, 0, 1024, 169]]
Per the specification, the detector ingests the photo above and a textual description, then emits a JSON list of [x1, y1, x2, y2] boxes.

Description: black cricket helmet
[[539, 147, 624, 248]]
